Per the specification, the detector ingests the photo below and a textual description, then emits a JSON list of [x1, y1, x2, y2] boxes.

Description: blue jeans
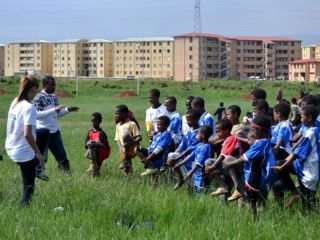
[[36, 129, 70, 172], [17, 159, 36, 208]]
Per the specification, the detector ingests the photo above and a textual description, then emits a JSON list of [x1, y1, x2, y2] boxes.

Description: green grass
[[0, 78, 320, 239]]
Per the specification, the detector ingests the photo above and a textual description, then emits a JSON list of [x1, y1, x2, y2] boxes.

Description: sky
[[1, 0, 320, 45]]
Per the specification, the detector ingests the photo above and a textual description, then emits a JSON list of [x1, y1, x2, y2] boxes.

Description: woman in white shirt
[[5, 76, 44, 208]]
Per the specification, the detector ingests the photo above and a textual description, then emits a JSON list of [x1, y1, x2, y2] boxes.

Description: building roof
[[54, 39, 86, 43], [0, 44, 4, 47], [88, 39, 112, 43], [290, 59, 320, 64], [234, 36, 301, 42], [174, 33, 233, 41], [302, 43, 320, 48], [8, 40, 51, 44], [116, 37, 174, 42]]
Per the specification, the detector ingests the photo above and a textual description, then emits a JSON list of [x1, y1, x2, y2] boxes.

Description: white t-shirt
[[5, 99, 36, 162], [145, 104, 167, 134], [181, 115, 189, 136]]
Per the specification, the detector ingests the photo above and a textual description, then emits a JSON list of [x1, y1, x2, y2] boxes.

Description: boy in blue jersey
[[167, 109, 201, 190], [137, 116, 173, 181], [164, 96, 183, 148], [223, 115, 276, 219], [173, 125, 212, 194], [274, 105, 320, 211], [191, 97, 215, 135], [272, 103, 294, 160]]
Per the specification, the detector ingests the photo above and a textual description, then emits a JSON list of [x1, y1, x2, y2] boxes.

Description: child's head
[[215, 119, 233, 139], [185, 96, 195, 111], [157, 115, 170, 132], [198, 125, 213, 142], [291, 97, 297, 105], [165, 96, 177, 113], [252, 115, 271, 139], [115, 104, 129, 123], [300, 95, 317, 109], [301, 105, 318, 127], [191, 97, 205, 112], [250, 88, 267, 105], [226, 105, 241, 124], [219, 102, 224, 107], [186, 109, 201, 128], [91, 112, 102, 128], [253, 99, 269, 117], [273, 103, 291, 122], [246, 112, 252, 118], [247, 131, 256, 145], [148, 88, 160, 105]]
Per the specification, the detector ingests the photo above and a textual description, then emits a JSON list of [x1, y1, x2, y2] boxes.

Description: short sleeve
[[221, 136, 238, 156], [243, 141, 264, 162], [293, 136, 312, 161], [130, 122, 141, 137], [146, 109, 151, 122], [278, 125, 290, 144], [195, 145, 210, 167], [157, 132, 172, 149], [23, 105, 36, 126]]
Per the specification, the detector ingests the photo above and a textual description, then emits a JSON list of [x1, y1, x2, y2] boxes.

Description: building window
[[189, 38, 193, 43], [189, 46, 193, 51], [189, 64, 193, 68]]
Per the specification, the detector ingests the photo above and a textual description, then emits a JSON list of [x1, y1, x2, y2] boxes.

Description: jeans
[[36, 129, 70, 172], [17, 159, 36, 208]]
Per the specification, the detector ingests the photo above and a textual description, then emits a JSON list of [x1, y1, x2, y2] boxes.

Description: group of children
[[84, 88, 320, 219]]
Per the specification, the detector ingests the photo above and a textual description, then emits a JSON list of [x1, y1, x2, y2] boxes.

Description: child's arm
[[222, 157, 246, 170], [273, 153, 295, 173], [184, 165, 198, 181], [133, 135, 142, 144], [172, 156, 191, 171], [205, 155, 225, 173], [237, 136, 249, 145]]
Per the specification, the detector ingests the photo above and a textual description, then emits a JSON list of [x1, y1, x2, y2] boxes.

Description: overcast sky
[[1, 0, 319, 45]]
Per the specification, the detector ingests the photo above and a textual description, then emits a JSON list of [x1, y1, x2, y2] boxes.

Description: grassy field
[[0, 78, 320, 239]]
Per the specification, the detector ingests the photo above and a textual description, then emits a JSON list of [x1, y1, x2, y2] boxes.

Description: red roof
[[174, 33, 234, 41], [290, 59, 320, 64]]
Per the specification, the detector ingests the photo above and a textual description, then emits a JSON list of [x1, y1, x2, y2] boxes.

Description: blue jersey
[[198, 111, 215, 135], [167, 111, 183, 146], [148, 130, 172, 169], [299, 115, 320, 134], [293, 127, 320, 191], [188, 143, 211, 187], [271, 120, 293, 154], [243, 139, 276, 192]]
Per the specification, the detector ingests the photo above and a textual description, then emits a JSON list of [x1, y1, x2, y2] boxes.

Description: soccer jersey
[[188, 143, 211, 187], [293, 127, 320, 191], [167, 111, 183, 146], [148, 130, 172, 169], [220, 135, 243, 158], [115, 120, 141, 149], [299, 115, 320, 134], [271, 120, 293, 154], [243, 139, 276, 191], [145, 104, 167, 134], [181, 115, 190, 136], [198, 111, 215, 135]]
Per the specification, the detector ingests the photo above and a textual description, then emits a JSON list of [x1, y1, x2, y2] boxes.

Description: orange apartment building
[[289, 59, 320, 82], [302, 44, 320, 59]]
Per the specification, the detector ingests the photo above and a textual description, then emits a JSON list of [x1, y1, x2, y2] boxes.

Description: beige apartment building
[[53, 39, 87, 77], [289, 59, 320, 82], [83, 39, 113, 77], [302, 44, 320, 59], [4, 40, 53, 76], [114, 37, 174, 79], [0, 44, 4, 76]]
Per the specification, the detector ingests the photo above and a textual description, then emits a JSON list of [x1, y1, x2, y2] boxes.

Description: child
[[167, 109, 201, 190], [137, 116, 172, 180], [222, 115, 276, 219], [173, 125, 212, 194], [271, 103, 293, 161], [114, 105, 142, 176], [243, 112, 253, 125], [214, 102, 225, 121], [205, 119, 243, 201], [181, 96, 195, 136], [85, 112, 110, 177], [191, 97, 215, 135], [274, 105, 320, 211], [164, 96, 183, 148]]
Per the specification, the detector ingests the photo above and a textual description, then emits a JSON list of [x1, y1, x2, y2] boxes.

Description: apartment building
[[0, 44, 4, 76], [53, 39, 87, 77], [289, 59, 320, 82], [174, 33, 236, 81], [302, 44, 320, 59], [235, 37, 301, 80], [83, 39, 113, 77], [4, 40, 53, 76], [113, 37, 174, 79]]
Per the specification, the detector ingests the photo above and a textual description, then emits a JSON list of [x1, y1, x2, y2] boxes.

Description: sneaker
[[141, 168, 158, 176], [119, 162, 126, 169], [285, 194, 300, 208], [36, 168, 49, 181], [211, 187, 229, 196], [173, 180, 185, 190], [227, 190, 242, 201]]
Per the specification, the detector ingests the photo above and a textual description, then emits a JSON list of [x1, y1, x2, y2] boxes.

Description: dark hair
[[186, 109, 201, 121], [253, 115, 271, 133], [186, 96, 195, 102], [166, 96, 177, 105], [219, 102, 224, 107], [199, 125, 213, 140], [42, 75, 55, 87], [216, 119, 233, 132], [246, 112, 252, 117], [91, 112, 102, 122], [227, 105, 241, 117], [274, 103, 291, 119], [302, 95, 317, 107], [115, 104, 129, 113], [302, 105, 318, 122], [291, 97, 297, 104], [149, 89, 160, 98], [192, 97, 205, 109], [158, 115, 170, 127], [115, 104, 140, 129], [255, 99, 269, 114], [17, 76, 39, 102], [251, 88, 267, 100]]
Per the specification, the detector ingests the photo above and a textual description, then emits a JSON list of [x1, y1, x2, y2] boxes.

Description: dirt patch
[[55, 91, 74, 98], [113, 91, 138, 98], [239, 94, 252, 100], [0, 89, 12, 94]]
